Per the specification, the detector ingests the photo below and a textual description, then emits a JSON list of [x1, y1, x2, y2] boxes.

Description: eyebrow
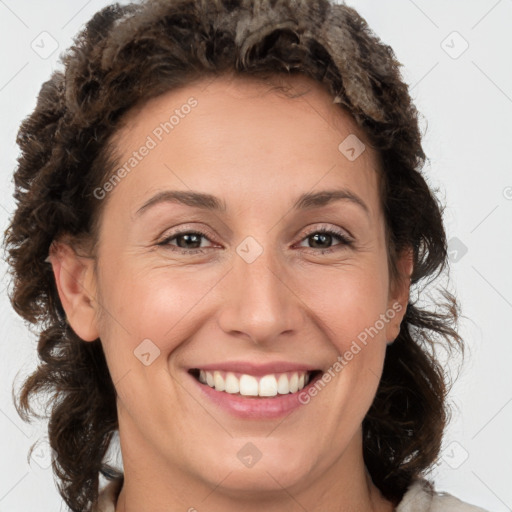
[[293, 189, 369, 215], [135, 190, 227, 215], [135, 188, 369, 216]]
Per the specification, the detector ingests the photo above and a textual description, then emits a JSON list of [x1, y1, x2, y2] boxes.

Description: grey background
[[1, 0, 511, 510]]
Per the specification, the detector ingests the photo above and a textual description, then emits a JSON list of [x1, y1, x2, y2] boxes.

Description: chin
[[194, 440, 316, 494]]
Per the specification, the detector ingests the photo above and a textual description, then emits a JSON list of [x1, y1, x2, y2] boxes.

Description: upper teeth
[[198, 370, 310, 397]]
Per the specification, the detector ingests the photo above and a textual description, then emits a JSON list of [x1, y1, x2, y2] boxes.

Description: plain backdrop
[[1, 1, 511, 511]]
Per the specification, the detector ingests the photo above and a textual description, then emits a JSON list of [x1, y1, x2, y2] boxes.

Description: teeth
[[197, 370, 311, 397], [259, 375, 278, 397], [213, 371, 225, 391], [225, 372, 239, 394], [289, 372, 299, 393], [277, 373, 289, 394], [239, 374, 259, 396]]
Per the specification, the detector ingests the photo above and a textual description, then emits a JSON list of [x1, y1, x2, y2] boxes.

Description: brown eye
[[158, 230, 215, 254], [297, 227, 353, 253]]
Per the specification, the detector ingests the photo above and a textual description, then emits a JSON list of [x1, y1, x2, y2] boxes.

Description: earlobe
[[48, 240, 99, 342]]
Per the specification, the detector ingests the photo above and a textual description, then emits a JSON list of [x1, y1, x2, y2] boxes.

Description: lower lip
[[189, 372, 319, 419]]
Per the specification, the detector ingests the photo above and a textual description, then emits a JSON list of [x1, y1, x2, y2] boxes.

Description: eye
[[157, 224, 353, 255], [158, 230, 215, 254], [296, 225, 353, 254]]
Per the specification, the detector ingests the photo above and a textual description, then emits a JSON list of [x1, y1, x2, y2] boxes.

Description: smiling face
[[51, 73, 410, 508]]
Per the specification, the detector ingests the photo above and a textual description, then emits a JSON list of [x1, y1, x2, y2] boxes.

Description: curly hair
[[3, 0, 463, 510]]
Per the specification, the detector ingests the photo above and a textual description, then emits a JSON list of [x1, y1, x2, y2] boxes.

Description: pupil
[[310, 233, 331, 249], [178, 233, 201, 249]]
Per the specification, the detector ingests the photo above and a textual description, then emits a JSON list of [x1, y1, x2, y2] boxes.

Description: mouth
[[188, 368, 323, 398]]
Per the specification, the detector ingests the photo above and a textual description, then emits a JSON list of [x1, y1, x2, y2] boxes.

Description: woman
[[3, 0, 489, 511]]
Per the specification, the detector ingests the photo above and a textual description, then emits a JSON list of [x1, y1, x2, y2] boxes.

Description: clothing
[[395, 479, 489, 511], [93, 476, 489, 511]]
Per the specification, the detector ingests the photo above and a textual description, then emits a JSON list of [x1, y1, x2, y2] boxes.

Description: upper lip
[[189, 361, 321, 376]]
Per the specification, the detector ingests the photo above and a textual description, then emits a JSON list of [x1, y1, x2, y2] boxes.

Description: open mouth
[[189, 368, 323, 398]]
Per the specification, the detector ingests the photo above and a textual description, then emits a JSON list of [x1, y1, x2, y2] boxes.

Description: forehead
[[118, 72, 370, 146], [106, 73, 381, 219]]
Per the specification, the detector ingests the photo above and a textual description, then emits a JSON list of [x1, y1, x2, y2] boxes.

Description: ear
[[385, 247, 413, 343], [48, 239, 100, 342]]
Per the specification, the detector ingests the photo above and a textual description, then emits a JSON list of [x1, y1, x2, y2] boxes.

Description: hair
[[3, 0, 463, 510]]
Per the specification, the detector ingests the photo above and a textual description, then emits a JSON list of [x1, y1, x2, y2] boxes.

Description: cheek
[[299, 263, 390, 351], [94, 263, 205, 420], [96, 259, 218, 354]]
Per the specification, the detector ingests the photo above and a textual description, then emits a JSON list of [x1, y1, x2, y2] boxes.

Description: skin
[[50, 73, 412, 512]]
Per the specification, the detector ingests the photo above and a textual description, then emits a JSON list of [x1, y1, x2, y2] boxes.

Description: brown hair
[[4, 0, 462, 510]]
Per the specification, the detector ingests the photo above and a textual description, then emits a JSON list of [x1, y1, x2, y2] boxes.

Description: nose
[[216, 238, 306, 346]]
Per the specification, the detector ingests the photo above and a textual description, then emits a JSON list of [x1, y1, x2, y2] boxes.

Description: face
[[53, 73, 410, 498]]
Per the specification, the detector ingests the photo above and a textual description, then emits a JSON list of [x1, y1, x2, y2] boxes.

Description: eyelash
[[157, 225, 353, 256]]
